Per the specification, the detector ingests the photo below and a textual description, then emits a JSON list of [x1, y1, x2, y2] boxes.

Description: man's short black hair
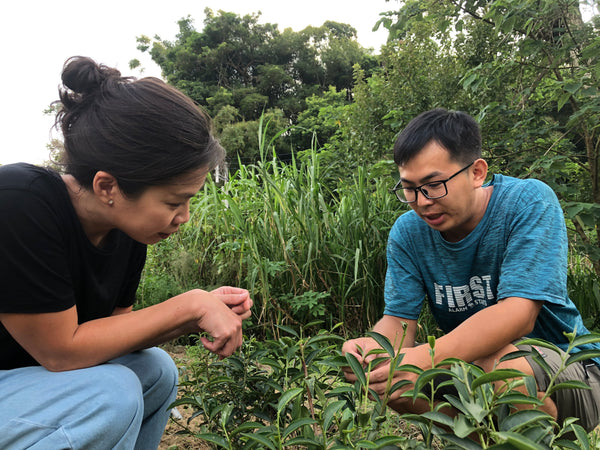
[[393, 108, 482, 166]]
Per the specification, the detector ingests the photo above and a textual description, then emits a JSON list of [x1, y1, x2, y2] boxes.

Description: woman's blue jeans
[[0, 347, 178, 449]]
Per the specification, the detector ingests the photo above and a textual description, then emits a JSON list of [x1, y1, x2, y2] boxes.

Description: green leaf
[[547, 380, 591, 396], [499, 350, 532, 362], [344, 353, 367, 387], [241, 432, 277, 450], [569, 423, 591, 449], [427, 335, 436, 349], [306, 334, 344, 346], [366, 331, 396, 357], [557, 91, 571, 111], [282, 417, 317, 439], [354, 440, 377, 448], [454, 414, 478, 438], [277, 387, 304, 414], [259, 357, 283, 370], [514, 338, 562, 354], [284, 436, 322, 446], [462, 399, 489, 424], [471, 369, 527, 391], [571, 333, 600, 347], [275, 324, 299, 338], [195, 433, 230, 449], [493, 431, 548, 450], [322, 400, 346, 431], [420, 411, 454, 427], [326, 385, 354, 396], [230, 421, 262, 435], [462, 73, 479, 90], [499, 409, 552, 432], [495, 392, 543, 406], [303, 319, 324, 329], [389, 379, 413, 394], [373, 435, 407, 447], [413, 368, 455, 401], [566, 350, 600, 366], [554, 440, 584, 450], [563, 81, 582, 94], [438, 433, 483, 450], [444, 395, 470, 416], [395, 363, 423, 374]]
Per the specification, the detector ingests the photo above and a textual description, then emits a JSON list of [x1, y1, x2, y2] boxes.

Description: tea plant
[[172, 324, 425, 449], [399, 331, 600, 449], [170, 326, 600, 449]]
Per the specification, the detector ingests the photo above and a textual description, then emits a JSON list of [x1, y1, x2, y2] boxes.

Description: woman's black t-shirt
[[0, 163, 147, 369]]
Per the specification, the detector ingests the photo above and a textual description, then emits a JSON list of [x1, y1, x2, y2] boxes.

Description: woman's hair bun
[[61, 56, 122, 95]]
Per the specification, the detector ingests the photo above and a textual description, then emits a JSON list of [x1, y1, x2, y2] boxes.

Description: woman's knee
[[114, 348, 178, 392], [86, 364, 145, 419]]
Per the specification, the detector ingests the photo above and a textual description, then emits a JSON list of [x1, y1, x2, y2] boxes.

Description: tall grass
[[137, 122, 405, 337], [568, 253, 600, 332]]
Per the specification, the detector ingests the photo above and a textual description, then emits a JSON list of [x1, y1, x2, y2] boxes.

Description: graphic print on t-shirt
[[434, 275, 494, 313]]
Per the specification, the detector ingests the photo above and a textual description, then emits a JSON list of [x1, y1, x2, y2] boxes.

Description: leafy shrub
[[169, 326, 600, 449]]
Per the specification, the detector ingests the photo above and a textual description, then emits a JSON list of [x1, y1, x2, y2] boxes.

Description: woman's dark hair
[[54, 56, 225, 197], [393, 108, 482, 166]]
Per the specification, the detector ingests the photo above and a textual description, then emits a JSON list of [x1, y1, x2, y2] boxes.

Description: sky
[[0, 0, 394, 165]]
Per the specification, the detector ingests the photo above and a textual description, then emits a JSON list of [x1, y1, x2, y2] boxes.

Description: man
[[342, 108, 600, 431]]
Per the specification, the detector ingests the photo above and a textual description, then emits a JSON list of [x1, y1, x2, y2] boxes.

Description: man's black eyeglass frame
[[390, 162, 475, 203]]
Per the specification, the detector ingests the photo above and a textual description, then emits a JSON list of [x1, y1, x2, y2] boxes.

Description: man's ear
[[92, 171, 119, 205], [472, 158, 488, 187]]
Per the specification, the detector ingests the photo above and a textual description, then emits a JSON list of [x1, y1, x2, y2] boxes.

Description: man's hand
[[342, 336, 382, 379], [342, 336, 429, 402]]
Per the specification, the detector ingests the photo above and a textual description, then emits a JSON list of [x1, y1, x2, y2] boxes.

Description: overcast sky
[[0, 0, 393, 165]]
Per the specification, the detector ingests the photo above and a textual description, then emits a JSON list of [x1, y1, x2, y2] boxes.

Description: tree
[[134, 9, 377, 162]]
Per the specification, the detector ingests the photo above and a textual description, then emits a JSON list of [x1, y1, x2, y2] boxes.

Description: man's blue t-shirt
[[384, 174, 600, 364]]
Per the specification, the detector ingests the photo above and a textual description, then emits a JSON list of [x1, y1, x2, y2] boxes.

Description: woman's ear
[[472, 158, 488, 187], [92, 171, 119, 206]]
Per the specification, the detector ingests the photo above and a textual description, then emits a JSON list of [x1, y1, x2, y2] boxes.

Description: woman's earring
[[108, 199, 114, 206]]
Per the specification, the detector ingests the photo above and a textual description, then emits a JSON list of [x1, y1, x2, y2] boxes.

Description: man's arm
[[372, 315, 418, 350], [432, 296, 542, 368], [365, 296, 542, 393]]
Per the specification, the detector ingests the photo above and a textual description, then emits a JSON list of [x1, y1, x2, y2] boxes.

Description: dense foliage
[[132, 9, 378, 166], [171, 326, 600, 449]]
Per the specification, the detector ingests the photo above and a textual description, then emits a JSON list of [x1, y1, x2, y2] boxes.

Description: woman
[[0, 56, 252, 449]]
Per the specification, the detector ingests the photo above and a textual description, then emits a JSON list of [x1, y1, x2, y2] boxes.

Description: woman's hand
[[193, 290, 245, 358], [210, 286, 253, 320]]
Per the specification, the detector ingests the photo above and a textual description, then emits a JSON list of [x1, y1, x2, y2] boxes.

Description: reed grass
[[138, 121, 405, 337]]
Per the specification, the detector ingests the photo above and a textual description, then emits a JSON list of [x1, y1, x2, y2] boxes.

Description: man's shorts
[[519, 343, 600, 432]]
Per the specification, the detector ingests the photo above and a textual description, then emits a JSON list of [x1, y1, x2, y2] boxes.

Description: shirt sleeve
[[0, 188, 76, 313], [383, 213, 427, 319], [496, 179, 569, 304]]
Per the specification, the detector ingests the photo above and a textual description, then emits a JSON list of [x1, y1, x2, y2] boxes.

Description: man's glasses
[[391, 162, 474, 203]]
